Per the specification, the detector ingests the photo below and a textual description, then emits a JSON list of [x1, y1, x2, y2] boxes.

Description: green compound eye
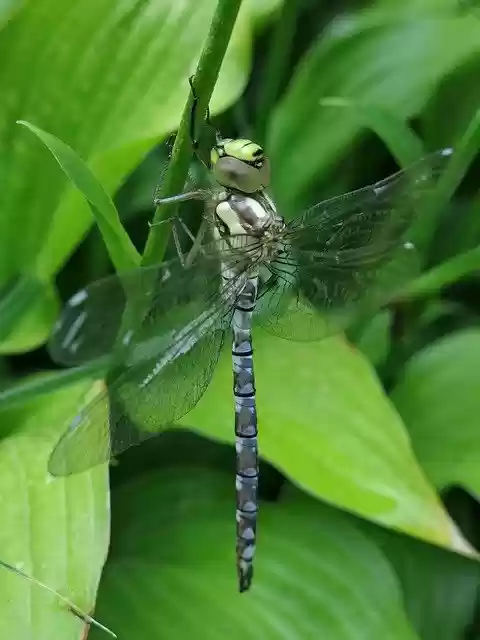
[[222, 139, 264, 163]]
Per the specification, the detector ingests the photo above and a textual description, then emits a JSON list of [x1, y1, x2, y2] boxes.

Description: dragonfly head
[[210, 138, 270, 194]]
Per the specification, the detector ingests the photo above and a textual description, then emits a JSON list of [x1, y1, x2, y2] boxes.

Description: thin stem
[[256, 0, 299, 144], [142, 0, 245, 267], [0, 560, 116, 638]]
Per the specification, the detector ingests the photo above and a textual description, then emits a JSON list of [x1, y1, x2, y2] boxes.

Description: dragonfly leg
[[172, 215, 207, 266], [188, 75, 220, 149], [176, 215, 197, 245], [188, 75, 200, 151], [171, 222, 186, 267], [153, 189, 208, 206], [148, 214, 208, 267], [188, 76, 209, 170], [184, 218, 209, 267]]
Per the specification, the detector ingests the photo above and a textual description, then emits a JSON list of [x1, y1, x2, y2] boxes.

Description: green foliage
[[181, 334, 456, 548], [92, 470, 418, 639], [392, 329, 480, 493], [374, 528, 480, 640], [18, 122, 141, 272], [0, 379, 109, 640], [0, 277, 58, 354], [269, 6, 480, 212], [0, 0, 479, 638]]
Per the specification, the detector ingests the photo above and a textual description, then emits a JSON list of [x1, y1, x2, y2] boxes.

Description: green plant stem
[[142, 0, 244, 267], [256, 0, 298, 144]]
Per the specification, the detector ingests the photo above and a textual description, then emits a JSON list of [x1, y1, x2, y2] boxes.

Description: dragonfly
[[47, 77, 453, 593]]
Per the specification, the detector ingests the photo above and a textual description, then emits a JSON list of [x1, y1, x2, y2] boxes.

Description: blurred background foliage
[[0, 0, 479, 638]]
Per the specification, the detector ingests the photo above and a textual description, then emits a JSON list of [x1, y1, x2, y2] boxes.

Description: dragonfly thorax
[[214, 191, 285, 265], [215, 192, 284, 237]]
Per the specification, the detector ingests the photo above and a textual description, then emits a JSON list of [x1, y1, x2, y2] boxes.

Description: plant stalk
[[142, 0, 245, 267]]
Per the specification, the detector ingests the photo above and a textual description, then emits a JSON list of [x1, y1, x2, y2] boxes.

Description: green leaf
[[413, 106, 480, 252], [0, 277, 59, 354], [0, 0, 266, 284], [352, 310, 392, 367], [0, 360, 109, 411], [423, 49, 480, 151], [319, 98, 427, 165], [380, 533, 480, 640], [0, 378, 110, 640], [180, 332, 470, 553], [92, 467, 418, 639], [0, 0, 23, 29], [269, 6, 480, 211], [391, 329, 480, 495], [248, 0, 284, 24], [18, 121, 140, 273], [399, 244, 480, 300]]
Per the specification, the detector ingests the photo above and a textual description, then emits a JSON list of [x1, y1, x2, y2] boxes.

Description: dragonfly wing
[[256, 148, 451, 340], [48, 321, 230, 476], [49, 262, 180, 366], [49, 250, 246, 475], [256, 243, 418, 340], [49, 245, 226, 366]]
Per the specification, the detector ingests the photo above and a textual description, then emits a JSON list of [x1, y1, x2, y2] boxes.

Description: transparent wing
[[49, 266, 156, 366], [257, 148, 452, 340], [49, 246, 229, 366], [49, 323, 230, 476], [257, 242, 418, 340], [48, 251, 249, 476]]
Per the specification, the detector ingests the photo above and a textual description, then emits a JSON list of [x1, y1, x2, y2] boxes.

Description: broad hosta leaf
[[91, 467, 418, 639], [391, 329, 480, 496], [0, 0, 269, 287], [268, 4, 480, 212], [0, 0, 275, 352], [379, 532, 480, 640], [0, 378, 109, 640], [180, 332, 471, 554]]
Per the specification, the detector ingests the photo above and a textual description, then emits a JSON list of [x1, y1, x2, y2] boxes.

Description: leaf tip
[[16, 120, 34, 132]]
